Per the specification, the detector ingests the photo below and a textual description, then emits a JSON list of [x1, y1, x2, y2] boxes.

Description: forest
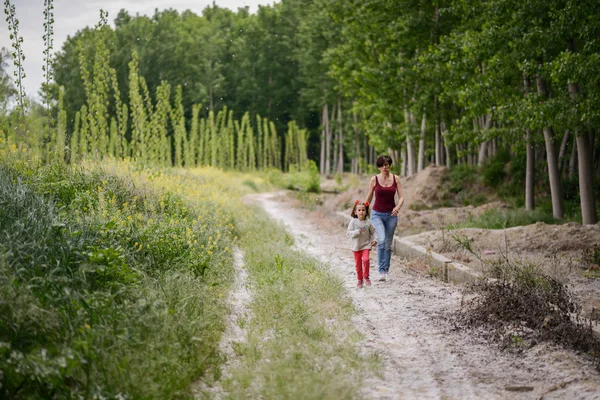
[[2, 0, 600, 222]]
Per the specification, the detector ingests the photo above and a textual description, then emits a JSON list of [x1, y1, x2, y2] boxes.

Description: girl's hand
[[391, 207, 400, 216], [371, 240, 377, 246]]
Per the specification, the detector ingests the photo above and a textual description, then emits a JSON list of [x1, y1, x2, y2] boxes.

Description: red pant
[[353, 249, 371, 280]]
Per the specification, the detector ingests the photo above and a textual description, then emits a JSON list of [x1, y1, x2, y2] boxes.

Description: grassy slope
[[0, 147, 243, 398], [1, 141, 372, 399]]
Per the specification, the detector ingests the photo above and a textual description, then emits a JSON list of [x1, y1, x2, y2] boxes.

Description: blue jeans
[[370, 210, 398, 273]]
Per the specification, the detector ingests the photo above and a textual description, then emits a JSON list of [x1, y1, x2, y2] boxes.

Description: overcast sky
[[0, 0, 275, 101]]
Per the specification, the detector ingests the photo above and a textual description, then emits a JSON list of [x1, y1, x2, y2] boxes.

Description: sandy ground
[[250, 191, 600, 400]]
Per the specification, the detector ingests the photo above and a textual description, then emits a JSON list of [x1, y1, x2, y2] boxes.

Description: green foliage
[[0, 159, 234, 399], [305, 159, 321, 193], [264, 168, 285, 187], [452, 207, 558, 230], [481, 160, 506, 188], [446, 164, 476, 193], [285, 159, 321, 193], [334, 172, 342, 186], [480, 149, 511, 188]]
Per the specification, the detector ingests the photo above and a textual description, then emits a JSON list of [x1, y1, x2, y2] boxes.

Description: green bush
[[447, 164, 476, 193], [284, 160, 321, 193], [0, 162, 233, 399], [305, 160, 321, 193], [481, 159, 505, 187]]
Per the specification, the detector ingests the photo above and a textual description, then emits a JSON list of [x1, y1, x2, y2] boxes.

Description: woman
[[365, 155, 404, 281]]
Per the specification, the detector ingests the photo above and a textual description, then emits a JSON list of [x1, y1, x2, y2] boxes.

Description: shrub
[[305, 160, 321, 193], [447, 164, 476, 193], [0, 160, 235, 399], [481, 159, 505, 187]]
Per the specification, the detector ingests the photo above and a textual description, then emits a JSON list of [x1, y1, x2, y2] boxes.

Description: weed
[[243, 179, 259, 192], [409, 201, 431, 211], [582, 244, 600, 267], [427, 266, 439, 278]]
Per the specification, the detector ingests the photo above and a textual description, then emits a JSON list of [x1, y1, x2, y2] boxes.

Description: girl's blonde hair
[[350, 200, 370, 218]]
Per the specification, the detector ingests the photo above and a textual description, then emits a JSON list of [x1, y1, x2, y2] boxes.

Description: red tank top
[[373, 174, 397, 212]]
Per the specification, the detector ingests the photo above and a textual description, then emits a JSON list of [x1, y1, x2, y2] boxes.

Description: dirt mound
[[400, 165, 448, 208], [406, 221, 600, 259]]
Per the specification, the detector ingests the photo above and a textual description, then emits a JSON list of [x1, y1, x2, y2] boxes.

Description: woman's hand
[[391, 206, 400, 216]]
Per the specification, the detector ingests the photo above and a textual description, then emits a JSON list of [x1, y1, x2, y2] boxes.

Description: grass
[[449, 207, 559, 230], [0, 142, 249, 398], [211, 205, 375, 399], [1, 139, 375, 398]]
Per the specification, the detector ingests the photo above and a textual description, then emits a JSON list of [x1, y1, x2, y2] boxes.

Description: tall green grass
[[0, 153, 238, 398]]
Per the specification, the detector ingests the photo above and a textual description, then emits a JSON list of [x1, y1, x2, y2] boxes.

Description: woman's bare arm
[[365, 176, 376, 204], [392, 175, 404, 216]]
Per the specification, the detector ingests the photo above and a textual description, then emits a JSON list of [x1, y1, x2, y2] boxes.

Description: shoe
[[364, 277, 372, 286], [378, 273, 386, 281], [385, 272, 391, 282], [356, 280, 364, 288]]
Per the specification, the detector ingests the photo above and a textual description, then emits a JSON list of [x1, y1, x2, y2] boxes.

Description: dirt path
[[253, 192, 600, 400], [194, 248, 250, 398]]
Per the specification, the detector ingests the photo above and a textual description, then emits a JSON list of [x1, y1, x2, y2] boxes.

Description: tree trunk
[[477, 114, 492, 166], [401, 146, 407, 176], [352, 105, 360, 175], [537, 75, 564, 219], [558, 130, 570, 174], [337, 97, 344, 174], [568, 76, 597, 224], [478, 141, 488, 166], [320, 104, 326, 175], [444, 143, 451, 167], [325, 103, 331, 175], [331, 104, 338, 172], [569, 138, 577, 179], [525, 129, 535, 211], [576, 133, 597, 224], [523, 73, 534, 210], [417, 113, 426, 172], [364, 135, 369, 173], [434, 97, 441, 166], [544, 126, 564, 219], [435, 121, 441, 165], [403, 108, 416, 175]]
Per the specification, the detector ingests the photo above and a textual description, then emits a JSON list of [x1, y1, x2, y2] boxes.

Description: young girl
[[347, 200, 377, 288]]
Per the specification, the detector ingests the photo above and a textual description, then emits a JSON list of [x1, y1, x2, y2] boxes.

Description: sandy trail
[[252, 191, 600, 400]]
